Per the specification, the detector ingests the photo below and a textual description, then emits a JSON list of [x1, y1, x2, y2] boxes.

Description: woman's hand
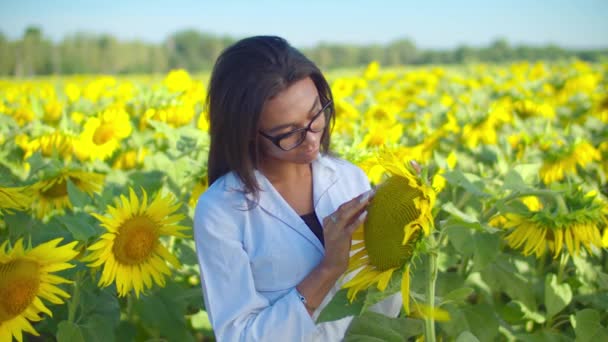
[[320, 189, 375, 276]]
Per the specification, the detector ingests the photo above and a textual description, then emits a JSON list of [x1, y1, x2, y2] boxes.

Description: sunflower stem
[[127, 294, 135, 323], [425, 235, 438, 342], [67, 271, 82, 323], [458, 255, 469, 277], [557, 253, 569, 282], [481, 189, 567, 222]]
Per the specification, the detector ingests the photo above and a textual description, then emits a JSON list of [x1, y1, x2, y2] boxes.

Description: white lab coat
[[193, 153, 401, 341]]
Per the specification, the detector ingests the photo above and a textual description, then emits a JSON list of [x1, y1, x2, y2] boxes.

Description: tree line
[[1, 26, 606, 77]]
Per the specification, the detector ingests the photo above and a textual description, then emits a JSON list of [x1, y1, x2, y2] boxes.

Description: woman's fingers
[[324, 189, 375, 228], [345, 210, 368, 234]]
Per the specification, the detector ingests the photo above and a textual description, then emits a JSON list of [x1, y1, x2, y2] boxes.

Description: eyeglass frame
[[258, 99, 333, 151]]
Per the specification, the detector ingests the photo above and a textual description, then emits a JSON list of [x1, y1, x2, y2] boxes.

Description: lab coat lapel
[[245, 154, 338, 255], [311, 154, 339, 226]]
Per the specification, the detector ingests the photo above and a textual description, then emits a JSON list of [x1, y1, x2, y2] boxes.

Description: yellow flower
[[592, 93, 608, 122], [74, 107, 132, 161], [539, 141, 600, 184], [16, 131, 74, 161], [164, 69, 192, 93], [431, 151, 457, 193], [343, 150, 436, 314], [521, 196, 543, 212], [502, 188, 606, 258], [0, 187, 32, 217], [83, 77, 116, 103], [70, 111, 86, 125], [11, 106, 35, 127], [64, 83, 81, 102], [357, 121, 403, 149], [363, 61, 380, 80], [30, 170, 105, 219], [42, 100, 63, 124], [197, 111, 210, 132], [0, 238, 78, 342], [85, 188, 189, 297], [188, 177, 208, 207], [461, 117, 498, 149], [513, 99, 555, 119], [112, 148, 149, 170], [140, 104, 195, 129]]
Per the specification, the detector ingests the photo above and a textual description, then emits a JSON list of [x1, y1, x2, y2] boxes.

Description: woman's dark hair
[[206, 35, 335, 197]]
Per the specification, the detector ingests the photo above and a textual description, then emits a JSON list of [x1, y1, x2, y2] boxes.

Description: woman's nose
[[304, 129, 320, 144]]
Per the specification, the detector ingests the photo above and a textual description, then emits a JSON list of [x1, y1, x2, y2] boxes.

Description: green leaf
[[317, 289, 364, 323], [345, 311, 424, 342], [441, 287, 474, 305], [516, 329, 571, 342], [67, 178, 91, 207], [481, 259, 537, 310], [80, 314, 116, 342], [446, 225, 475, 256], [176, 241, 199, 266], [544, 274, 572, 318], [77, 284, 121, 328], [135, 282, 195, 341], [440, 303, 499, 341], [127, 170, 165, 194], [115, 322, 137, 342], [57, 212, 98, 241], [502, 169, 532, 192], [513, 163, 541, 184], [442, 202, 479, 224], [571, 309, 608, 342], [514, 301, 546, 324], [190, 310, 213, 330], [455, 331, 480, 342], [471, 233, 500, 272], [445, 227, 500, 271], [56, 321, 85, 342], [442, 170, 490, 198]]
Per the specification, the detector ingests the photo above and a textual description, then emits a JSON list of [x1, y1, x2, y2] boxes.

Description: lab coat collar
[[223, 153, 338, 254]]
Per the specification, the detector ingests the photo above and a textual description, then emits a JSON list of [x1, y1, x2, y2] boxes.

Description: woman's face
[[258, 77, 326, 165]]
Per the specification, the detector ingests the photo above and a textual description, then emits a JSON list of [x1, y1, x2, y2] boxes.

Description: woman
[[193, 36, 401, 341]]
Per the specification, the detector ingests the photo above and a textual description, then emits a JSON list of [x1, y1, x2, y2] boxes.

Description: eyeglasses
[[259, 100, 332, 151]]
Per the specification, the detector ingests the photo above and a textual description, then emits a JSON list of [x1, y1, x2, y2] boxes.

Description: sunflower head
[[364, 174, 426, 271], [85, 188, 189, 297], [0, 238, 78, 342], [30, 170, 105, 219], [343, 150, 436, 314], [503, 187, 607, 258]]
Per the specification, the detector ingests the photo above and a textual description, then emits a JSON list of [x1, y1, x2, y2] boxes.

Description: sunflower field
[[1, 60, 607, 341]]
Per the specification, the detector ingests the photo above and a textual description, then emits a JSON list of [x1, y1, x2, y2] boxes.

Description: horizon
[[1, 0, 607, 50]]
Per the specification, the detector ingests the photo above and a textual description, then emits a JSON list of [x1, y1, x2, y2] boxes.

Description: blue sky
[[1, 0, 607, 49]]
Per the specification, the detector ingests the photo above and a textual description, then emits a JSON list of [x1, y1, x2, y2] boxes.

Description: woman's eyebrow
[[268, 96, 320, 133]]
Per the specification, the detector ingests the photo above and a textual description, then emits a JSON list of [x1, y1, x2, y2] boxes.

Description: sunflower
[[502, 188, 607, 258], [85, 188, 189, 297], [342, 150, 436, 314], [0, 186, 32, 217], [29, 170, 105, 219], [357, 121, 403, 149], [16, 131, 74, 161], [0, 238, 78, 342], [539, 141, 600, 184], [188, 177, 208, 207], [112, 147, 149, 170], [74, 107, 132, 161], [163, 69, 193, 93]]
